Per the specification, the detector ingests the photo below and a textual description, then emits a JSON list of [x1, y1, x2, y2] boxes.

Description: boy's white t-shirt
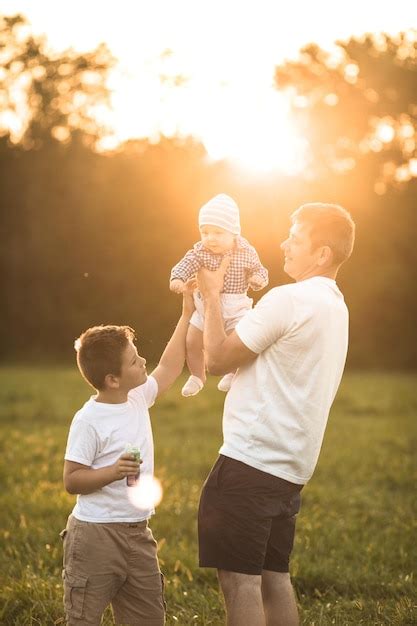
[[220, 276, 349, 485], [65, 375, 158, 523]]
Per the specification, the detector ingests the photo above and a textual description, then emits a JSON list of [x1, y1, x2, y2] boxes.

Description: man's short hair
[[74, 325, 136, 390], [291, 203, 355, 266]]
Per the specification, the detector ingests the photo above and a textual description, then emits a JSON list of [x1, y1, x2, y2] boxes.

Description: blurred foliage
[[0, 14, 114, 148], [275, 31, 417, 188], [0, 15, 416, 368]]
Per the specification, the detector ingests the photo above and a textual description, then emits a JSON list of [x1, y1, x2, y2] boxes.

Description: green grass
[[0, 368, 416, 625]]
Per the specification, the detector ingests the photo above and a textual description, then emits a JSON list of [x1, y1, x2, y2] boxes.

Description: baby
[[170, 194, 268, 396]]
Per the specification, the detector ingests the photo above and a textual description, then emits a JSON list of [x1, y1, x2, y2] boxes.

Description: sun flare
[[99, 71, 308, 174], [199, 92, 308, 174], [127, 475, 163, 510]]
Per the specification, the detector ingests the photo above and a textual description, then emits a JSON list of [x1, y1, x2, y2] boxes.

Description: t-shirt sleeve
[[129, 375, 158, 408], [170, 248, 202, 282], [235, 287, 294, 354], [65, 419, 99, 466]]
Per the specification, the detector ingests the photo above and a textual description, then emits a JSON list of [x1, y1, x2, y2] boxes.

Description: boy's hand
[[248, 273, 266, 290], [182, 277, 197, 317], [182, 277, 197, 318], [183, 277, 197, 294], [112, 453, 142, 482], [170, 279, 185, 294]]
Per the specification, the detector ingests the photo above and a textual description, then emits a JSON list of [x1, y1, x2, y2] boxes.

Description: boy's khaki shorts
[[61, 515, 165, 625]]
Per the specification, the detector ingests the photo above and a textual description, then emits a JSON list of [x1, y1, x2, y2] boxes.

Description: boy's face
[[200, 224, 235, 254], [117, 341, 147, 391]]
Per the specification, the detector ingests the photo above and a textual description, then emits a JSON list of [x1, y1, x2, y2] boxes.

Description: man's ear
[[103, 373, 120, 389], [317, 245, 333, 267]]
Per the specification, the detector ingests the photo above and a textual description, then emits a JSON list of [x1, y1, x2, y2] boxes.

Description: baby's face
[[200, 224, 236, 254]]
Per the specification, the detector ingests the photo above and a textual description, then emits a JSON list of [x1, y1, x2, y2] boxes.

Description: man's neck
[[295, 267, 338, 282]]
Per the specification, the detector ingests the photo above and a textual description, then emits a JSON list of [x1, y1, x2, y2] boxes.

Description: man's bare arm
[[198, 259, 258, 374]]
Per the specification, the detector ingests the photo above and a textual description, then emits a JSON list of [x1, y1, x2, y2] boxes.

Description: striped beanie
[[198, 194, 241, 235]]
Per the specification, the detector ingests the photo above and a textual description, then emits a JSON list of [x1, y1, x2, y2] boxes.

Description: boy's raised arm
[[151, 280, 195, 397]]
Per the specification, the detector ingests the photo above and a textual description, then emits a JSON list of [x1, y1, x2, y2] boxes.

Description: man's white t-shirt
[[220, 277, 349, 485], [65, 375, 158, 522]]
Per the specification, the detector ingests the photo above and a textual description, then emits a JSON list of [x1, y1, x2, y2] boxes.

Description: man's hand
[[112, 453, 142, 482], [197, 256, 231, 299], [170, 279, 185, 294]]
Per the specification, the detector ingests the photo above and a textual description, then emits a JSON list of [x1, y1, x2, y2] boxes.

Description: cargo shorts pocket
[[62, 569, 88, 618], [160, 572, 167, 612]]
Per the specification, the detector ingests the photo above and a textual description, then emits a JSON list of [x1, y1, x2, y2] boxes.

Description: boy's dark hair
[[74, 325, 136, 390], [291, 203, 355, 266]]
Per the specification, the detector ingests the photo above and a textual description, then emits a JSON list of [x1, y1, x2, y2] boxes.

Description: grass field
[[0, 367, 416, 625]]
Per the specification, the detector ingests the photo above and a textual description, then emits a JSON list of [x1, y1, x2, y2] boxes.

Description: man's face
[[200, 225, 235, 254], [280, 221, 320, 281], [118, 341, 147, 391]]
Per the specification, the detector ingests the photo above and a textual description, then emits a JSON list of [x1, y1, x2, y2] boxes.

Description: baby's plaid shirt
[[170, 237, 268, 294]]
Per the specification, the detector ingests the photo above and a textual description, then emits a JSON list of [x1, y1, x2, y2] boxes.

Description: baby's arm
[[248, 273, 267, 289], [170, 248, 202, 292], [247, 248, 269, 291]]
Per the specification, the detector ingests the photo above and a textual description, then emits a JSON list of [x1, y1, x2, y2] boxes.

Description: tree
[[274, 31, 417, 191], [0, 13, 114, 148]]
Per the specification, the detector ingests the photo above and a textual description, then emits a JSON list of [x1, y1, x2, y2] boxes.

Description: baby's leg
[[186, 325, 206, 382], [182, 325, 205, 397]]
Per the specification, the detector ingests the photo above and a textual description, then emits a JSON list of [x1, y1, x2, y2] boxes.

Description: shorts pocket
[[160, 572, 167, 612], [62, 569, 88, 618], [286, 491, 302, 517], [207, 456, 226, 489]]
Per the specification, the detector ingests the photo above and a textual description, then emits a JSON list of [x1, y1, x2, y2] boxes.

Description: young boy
[[61, 288, 194, 625], [170, 193, 268, 397]]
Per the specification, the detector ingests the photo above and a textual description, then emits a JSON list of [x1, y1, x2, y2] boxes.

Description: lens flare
[[127, 474, 163, 509]]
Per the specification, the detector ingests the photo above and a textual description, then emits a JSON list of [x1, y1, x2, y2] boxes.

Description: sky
[[2, 0, 417, 171]]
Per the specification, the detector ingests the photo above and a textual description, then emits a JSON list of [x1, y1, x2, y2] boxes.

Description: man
[[197, 203, 355, 626]]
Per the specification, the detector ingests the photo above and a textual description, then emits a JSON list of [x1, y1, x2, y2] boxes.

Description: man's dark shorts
[[198, 455, 303, 575]]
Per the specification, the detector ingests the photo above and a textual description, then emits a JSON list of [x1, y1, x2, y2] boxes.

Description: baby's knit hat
[[198, 194, 241, 235]]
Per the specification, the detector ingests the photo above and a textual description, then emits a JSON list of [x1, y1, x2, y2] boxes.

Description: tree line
[[1, 15, 416, 368]]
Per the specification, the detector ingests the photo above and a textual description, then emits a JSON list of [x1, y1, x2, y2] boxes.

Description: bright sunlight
[[2, 0, 416, 173]]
